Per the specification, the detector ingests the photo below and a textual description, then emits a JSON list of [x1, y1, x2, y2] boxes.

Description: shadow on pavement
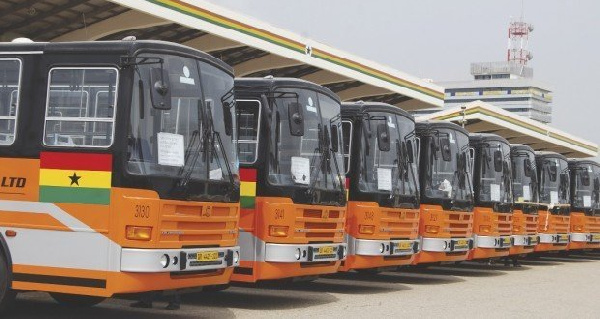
[[328, 270, 464, 285], [409, 265, 506, 278], [183, 286, 338, 310], [443, 261, 532, 272], [10, 292, 233, 319]]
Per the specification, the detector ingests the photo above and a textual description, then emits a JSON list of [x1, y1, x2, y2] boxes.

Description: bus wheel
[[50, 293, 105, 307], [0, 252, 16, 313]]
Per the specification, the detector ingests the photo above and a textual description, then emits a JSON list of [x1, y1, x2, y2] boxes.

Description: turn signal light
[[425, 225, 439, 234], [126, 226, 152, 241], [513, 226, 522, 232], [269, 226, 289, 237], [574, 225, 584, 231], [359, 225, 375, 234], [479, 225, 491, 233]]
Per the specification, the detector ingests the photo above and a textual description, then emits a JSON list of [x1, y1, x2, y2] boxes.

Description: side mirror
[[524, 158, 532, 177], [406, 140, 415, 163], [330, 124, 339, 153], [149, 67, 171, 110], [494, 150, 503, 172], [287, 102, 304, 136], [581, 170, 591, 187], [377, 123, 390, 151], [549, 164, 558, 182], [440, 137, 451, 162], [222, 100, 233, 136]]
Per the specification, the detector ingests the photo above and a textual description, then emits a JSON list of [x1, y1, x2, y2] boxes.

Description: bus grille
[[447, 211, 473, 238], [296, 207, 345, 242], [524, 214, 538, 234], [159, 202, 239, 247], [497, 213, 513, 236], [587, 216, 600, 233], [380, 208, 419, 239]]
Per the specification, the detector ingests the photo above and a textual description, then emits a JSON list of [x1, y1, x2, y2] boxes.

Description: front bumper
[[570, 232, 600, 243], [512, 234, 539, 246], [539, 233, 570, 244], [350, 238, 420, 257], [473, 235, 512, 249], [420, 237, 473, 253], [264, 243, 347, 262], [120, 246, 240, 273]]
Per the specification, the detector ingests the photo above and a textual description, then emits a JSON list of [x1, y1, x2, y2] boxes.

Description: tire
[[0, 252, 16, 313], [50, 293, 105, 307]]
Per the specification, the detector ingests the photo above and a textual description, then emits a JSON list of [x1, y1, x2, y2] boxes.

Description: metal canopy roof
[[417, 100, 599, 158], [0, 0, 444, 111]]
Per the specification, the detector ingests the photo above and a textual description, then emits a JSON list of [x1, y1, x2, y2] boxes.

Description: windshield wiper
[[306, 124, 327, 200]]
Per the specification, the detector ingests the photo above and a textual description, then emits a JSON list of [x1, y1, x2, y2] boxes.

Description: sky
[[205, 0, 600, 152]]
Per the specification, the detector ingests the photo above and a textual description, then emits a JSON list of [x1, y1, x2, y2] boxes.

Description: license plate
[[559, 235, 568, 241], [197, 251, 219, 261], [396, 242, 412, 250], [502, 237, 511, 245], [593, 235, 600, 241], [318, 246, 335, 254], [456, 240, 468, 247]]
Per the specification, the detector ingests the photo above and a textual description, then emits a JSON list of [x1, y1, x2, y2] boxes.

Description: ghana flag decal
[[39, 152, 112, 205], [240, 168, 256, 209]]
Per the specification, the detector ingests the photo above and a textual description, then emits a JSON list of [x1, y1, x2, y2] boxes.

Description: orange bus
[[534, 152, 570, 252], [413, 121, 474, 265], [467, 134, 512, 261], [507, 144, 539, 265], [567, 159, 600, 250], [340, 102, 420, 271], [0, 40, 241, 309], [233, 77, 347, 282]]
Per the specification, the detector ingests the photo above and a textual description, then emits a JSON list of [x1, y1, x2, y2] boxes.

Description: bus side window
[[342, 120, 353, 174], [0, 58, 22, 146], [43, 67, 118, 147], [236, 100, 261, 164]]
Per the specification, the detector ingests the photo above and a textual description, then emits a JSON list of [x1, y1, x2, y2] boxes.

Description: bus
[[340, 102, 420, 271], [507, 144, 539, 264], [413, 121, 474, 265], [534, 151, 570, 252], [467, 134, 513, 261], [0, 39, 240, 309], [233, 77, 347, 282], [567, 159, 600, 250]]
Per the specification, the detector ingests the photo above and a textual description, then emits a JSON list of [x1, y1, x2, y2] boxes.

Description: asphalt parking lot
[[7, 252, 600, 318]]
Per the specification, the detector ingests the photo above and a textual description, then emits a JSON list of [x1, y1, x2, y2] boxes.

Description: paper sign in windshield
[[157, 132, 185, 167], [490, 184, 501, 201], [291, 156, 310, 185], [377, 168, 392, 191], [523, 185, 531, 201], [550, 191, 559, 204], [210, 168, 223, 180], [584, 195, 592, 207]]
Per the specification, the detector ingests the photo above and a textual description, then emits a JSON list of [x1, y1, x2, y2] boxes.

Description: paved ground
[[6, 252, 600, 318]]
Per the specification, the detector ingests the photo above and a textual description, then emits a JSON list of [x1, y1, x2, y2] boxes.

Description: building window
[[236, 100, 261, 164], [0, 58, 22, 145], [44, 67, 118, 147]]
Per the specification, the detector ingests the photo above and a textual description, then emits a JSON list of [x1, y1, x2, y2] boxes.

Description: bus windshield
[[477, 141, 512, 205], [358, 112, 419, 201], [539, 157, 569, 205], [571, 163, 599, 213], [127, 54, 238, 186], [268, 88, 344, 194], [512, 150, 538, 204], [423, 128, 473, 203]]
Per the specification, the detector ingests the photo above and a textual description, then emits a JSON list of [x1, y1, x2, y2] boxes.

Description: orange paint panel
[[0, 211, 69, 231], [56, 202, 110, 233], [0, 158, 40, 202]]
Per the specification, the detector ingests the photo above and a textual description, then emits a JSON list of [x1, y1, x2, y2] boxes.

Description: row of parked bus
[[0, 39, 597, 310]]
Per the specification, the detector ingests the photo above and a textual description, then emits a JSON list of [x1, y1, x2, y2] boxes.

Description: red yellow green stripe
[[146, 0, 444, 100], [39, 152, 112, 205], [240, 168, 257, 209]]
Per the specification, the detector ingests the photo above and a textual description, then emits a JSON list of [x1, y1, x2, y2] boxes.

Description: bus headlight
[[160, 254, 170, 268], [295, 248, 301, 260], [234, 251, 240, 264], [379, 243, 385, 253], [126, 226, 152, 241], [479, 225, 491, 233], [425, 225, 439, 234]]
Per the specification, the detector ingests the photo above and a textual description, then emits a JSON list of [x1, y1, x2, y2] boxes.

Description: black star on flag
[[69, 172, 81, 186]]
